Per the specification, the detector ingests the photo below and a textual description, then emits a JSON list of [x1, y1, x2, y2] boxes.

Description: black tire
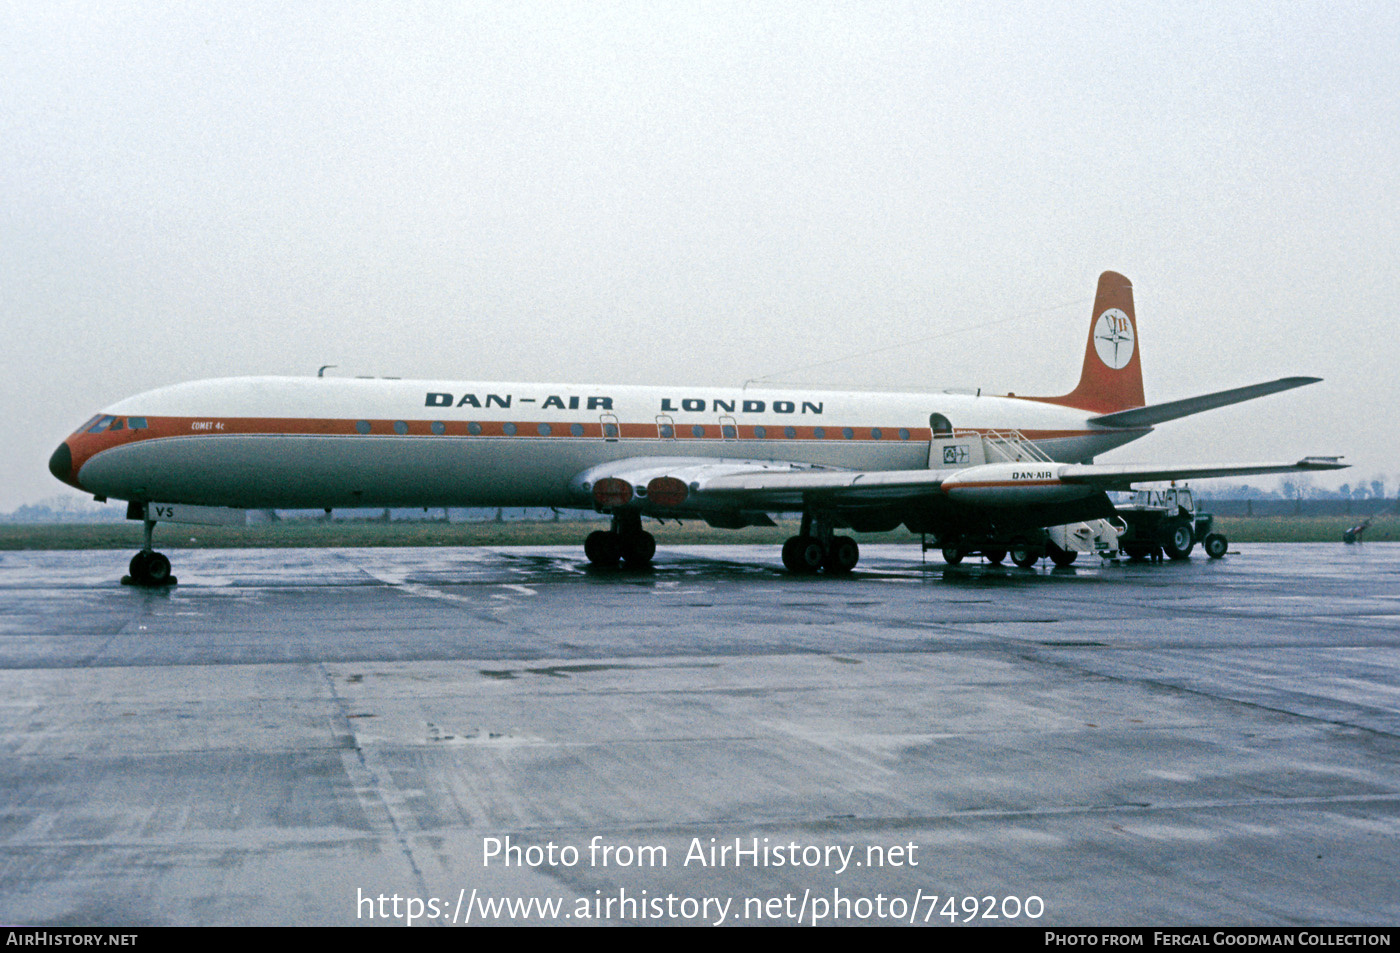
[[584, 530, 622, 566], [984, 549, 1006, 566], [128, 551, 172, 586], [1010, 538, 1040, 568], [1204, 533, 1228, 559], [621, 531, 656, 566], [1048, 546, 1078, 568], [941, 542, 964, 565], [782, 535, 824, 574], [1163, 521, 1195, 560], [823, 536, 859, 574], [145, 552, 172, 583]]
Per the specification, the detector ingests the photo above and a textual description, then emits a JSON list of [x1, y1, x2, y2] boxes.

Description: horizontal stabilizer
[[1088, 377, 1321, 429]]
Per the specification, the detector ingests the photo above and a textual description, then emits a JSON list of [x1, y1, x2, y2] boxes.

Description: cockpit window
[[127, 417, 148, 430], [86, 415, 116, 434], [109, 418, 125, 431], [75, 415, 103, 434]]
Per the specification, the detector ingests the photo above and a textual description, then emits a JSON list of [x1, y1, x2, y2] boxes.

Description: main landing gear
[[584, 512, 656, 568], [123, 515, 176, 587], [781, 512, 859, 575]]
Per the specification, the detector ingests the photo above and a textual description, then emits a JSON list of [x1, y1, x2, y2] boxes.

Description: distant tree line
[[5, 474, 1395, 524], [1200, 476, 1391, 501], [1, 497, 125, 523], [0, 497, 611, 524]]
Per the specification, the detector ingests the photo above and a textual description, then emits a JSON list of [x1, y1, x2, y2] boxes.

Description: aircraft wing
[[697, 466, 947, 503], [570, 456, 951, 513], [571, 454, 1347, 514], [695, 456, 1346, 508], [1057, 456, 1347, 492]]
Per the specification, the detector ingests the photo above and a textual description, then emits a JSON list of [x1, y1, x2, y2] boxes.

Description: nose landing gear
[[123, 512, 177, 587]]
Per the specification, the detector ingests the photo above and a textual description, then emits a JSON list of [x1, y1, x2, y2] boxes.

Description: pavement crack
[[321, 663, 434, 904]]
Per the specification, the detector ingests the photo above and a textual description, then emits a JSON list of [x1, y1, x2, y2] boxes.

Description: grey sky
[[3, 1, 1396, 510]]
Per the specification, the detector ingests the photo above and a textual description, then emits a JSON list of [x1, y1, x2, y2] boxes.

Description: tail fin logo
[[1018, 270, 1144, 413], [1093, 308, 1135, 370]]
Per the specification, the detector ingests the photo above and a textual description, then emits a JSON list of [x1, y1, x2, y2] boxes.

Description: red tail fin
[[1029, 271, 1145, 414]]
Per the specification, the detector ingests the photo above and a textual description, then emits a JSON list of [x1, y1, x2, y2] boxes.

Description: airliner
[[48, 272, 1342, 584]]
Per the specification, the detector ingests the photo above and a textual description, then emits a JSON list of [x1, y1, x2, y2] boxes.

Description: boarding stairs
[[928, 429, 1120, 558]]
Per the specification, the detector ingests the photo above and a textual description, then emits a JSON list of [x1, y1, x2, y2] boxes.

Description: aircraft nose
[[48, 441, 77, 488]]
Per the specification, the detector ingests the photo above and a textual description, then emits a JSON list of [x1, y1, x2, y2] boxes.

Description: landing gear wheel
[[1009, 538, 1041, 568], [822, 536, 859, 574], [621, 530, 656, 566], [1164, 521, 1195, 560], [145, 552, 172, 583], [1204, 533, 1228, 559], [1047, 546, 1078, 568], [941, 542, 964, 565], [984, 549, 1006, 566], [782, 535, 825, 575], [584, 530, 622, 566], [126, 551, 174, 587]]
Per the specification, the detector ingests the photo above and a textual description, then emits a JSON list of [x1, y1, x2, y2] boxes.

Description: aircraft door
[[600, 413, 620, 441], [927, 413, 983, 469]]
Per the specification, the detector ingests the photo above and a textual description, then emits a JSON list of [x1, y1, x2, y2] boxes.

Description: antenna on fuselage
[[742, 295, 1089, 389], [317, 365, 337, 378]]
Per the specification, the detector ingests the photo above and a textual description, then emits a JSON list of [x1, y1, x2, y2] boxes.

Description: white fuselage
[[64, 376, 1146, 509]]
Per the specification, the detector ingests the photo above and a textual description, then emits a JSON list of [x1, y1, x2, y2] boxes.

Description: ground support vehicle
[[1114, 485, 1227, 560]]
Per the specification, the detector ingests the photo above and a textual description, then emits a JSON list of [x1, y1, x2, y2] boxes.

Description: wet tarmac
[[1, 543, 1397, 926]]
